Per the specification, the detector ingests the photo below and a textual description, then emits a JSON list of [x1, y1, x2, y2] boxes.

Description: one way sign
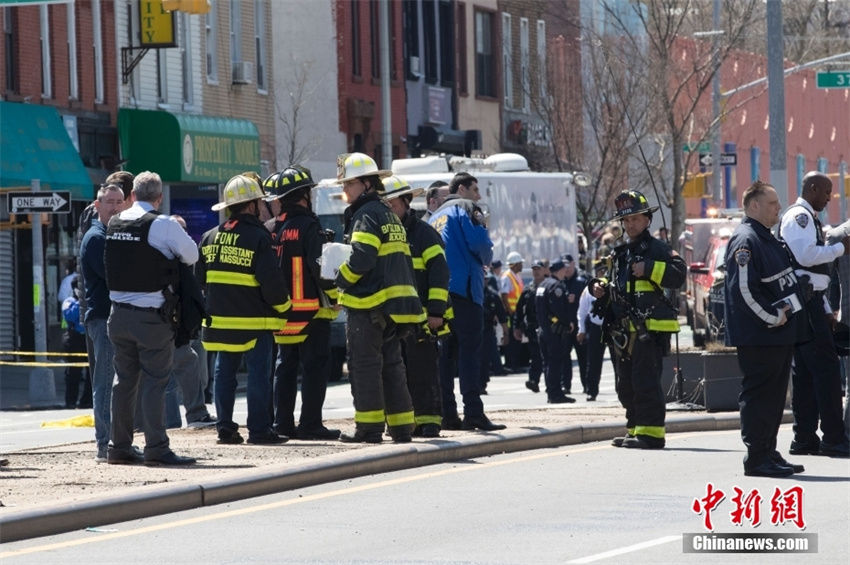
[[7, 191, 71, 214], [698, 153, 737, 167]]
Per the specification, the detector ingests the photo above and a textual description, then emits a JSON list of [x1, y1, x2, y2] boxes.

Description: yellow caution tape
[[41, 414, 95, 428], [0, 361, 90, 367], [0, 351, 88, 357]]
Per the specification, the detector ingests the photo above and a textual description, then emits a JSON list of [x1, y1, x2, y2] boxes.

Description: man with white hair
[[104, 171, 198, 466]]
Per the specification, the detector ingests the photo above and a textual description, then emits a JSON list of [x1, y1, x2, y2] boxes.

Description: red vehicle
[[678, 216, 741, 347]]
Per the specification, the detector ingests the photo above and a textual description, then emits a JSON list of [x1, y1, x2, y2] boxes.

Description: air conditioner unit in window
[[232, 61, 254, 85]]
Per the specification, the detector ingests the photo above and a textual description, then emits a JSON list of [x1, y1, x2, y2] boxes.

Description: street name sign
[[7, 191, 71, 214], [698, 153, 737, 167], [816, 70, 850, 89]]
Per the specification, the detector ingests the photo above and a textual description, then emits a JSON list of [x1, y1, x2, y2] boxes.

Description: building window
[[537, 19, 546, 102], [501, 12, 511, 107], [370, 0, 379, 80], [457, 3, 467, 95], [205, 0, 217, 82], [157, 49, 167, 103], [423, 0, 437, 84], [254, 0, 266, 90], [351, 0, 361, 78], [40, 4, 52, 99], [520, 17, 529, 112], [438, 1, 454, 87], [180, 13, 193, 105], [4, 8, 17, 93], [92, 0, 104, 103], [230, 0, 241, 64], [403, 0, 419, 79], [66, 2, 78, 100]]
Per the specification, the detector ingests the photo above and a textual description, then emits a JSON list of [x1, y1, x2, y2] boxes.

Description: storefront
[[118, 109, 261, 242], [0, 101, 94, 352]]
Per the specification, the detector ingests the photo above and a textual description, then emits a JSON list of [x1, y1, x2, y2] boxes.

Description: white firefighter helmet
[[212, 174, 266, 211], [336, 152, 392, 184], [382, 175, 425, 200]]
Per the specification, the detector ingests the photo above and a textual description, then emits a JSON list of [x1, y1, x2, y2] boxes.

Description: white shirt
[[109, 201, 199, 308], [577, 286, 603, 333], [57, 272, 76, 304], [779, 198, 842, 314]]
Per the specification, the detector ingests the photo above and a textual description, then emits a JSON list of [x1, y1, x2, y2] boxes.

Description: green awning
[[0, 101, 93, 200], [119, 109, 260, 184]]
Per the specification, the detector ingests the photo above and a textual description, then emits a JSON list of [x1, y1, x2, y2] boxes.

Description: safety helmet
[[336, 152, 392, 184], [382, 175, 425, 200], [506, 251, 524, 265], [263, 165, 316, 202], [212, 174, 266, 211], [611, 190, 659, 220]]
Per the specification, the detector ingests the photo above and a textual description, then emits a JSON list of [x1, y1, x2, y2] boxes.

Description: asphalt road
[[1, 426, 847, 564]]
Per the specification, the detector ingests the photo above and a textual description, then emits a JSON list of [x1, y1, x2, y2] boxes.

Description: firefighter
[[383, 175, 449, 438], [590, 190, 686, 449], [535, 258, 576, 404], [263, 166, 341, 441], [334, 153, 424, 443], [197, 174, 291, 445]]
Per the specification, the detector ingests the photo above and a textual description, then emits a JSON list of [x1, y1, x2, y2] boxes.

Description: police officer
[[197, 174, 291, 445], [105, 171, 197, 465], [590, 190, 686, 449], [535, 258, 575, 404], [515, 259, 547, 393], [559, 254, 587, 395], [383, 175, 450, 438], [482, 266, 509, 391], [725, 180, 805, 477], [335, 153, 423, 443], [778, 171, 850, 457], [263, 166, 341, 441]]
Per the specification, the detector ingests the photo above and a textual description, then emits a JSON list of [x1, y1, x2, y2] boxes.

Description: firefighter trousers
[[346, 309, 415, 435], [613, 331, 666, 443], [401, 332, 443, 428]]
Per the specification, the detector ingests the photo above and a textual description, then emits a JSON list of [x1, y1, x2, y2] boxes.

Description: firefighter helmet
[[382, 175, 425, 200], [263, 165, 316, 202], [611, 190, 658, 220], [212, 174, 266, 211], [335, 152, 392, 184]]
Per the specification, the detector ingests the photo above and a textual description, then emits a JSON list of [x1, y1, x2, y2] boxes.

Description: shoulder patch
[[794, 213, 809, 229], [735, 248, 751, 267], [554, 287, 563, 297]]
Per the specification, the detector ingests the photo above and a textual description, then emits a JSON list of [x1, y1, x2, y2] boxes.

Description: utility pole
[[766, 0, 788, 209], [379, 0, 392, 169], [710, 0, 722, 205]]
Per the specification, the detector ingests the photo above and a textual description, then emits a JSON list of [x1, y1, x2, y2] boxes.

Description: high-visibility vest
[[504, 270, 524, 314]]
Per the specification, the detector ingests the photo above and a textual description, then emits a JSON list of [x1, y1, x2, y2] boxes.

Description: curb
[[0, 411, 767, 543]]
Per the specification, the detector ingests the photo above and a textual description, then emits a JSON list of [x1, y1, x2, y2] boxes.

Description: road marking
[[0, 443, 612, 557], [567, 535, 682, 563]]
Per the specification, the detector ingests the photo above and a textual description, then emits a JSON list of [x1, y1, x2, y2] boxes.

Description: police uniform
[[726, 215, 801, 476], [198, 175, 291, 445], [514, 270, 544, 391], [263, 166, 340, 440], [335, 154, 423, 443], [560, 265, 587, 394], [596, 191, 686, 449], [779, 192, 849, 455], [535, 261, 572, 403]]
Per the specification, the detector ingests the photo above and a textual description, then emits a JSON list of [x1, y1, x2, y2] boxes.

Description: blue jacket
[[724, 217, 800, 347], [428, 195, 493, 305]]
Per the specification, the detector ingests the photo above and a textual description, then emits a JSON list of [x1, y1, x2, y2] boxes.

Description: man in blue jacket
[[725, 180, 805, 477], [429, 172, 505, 431]]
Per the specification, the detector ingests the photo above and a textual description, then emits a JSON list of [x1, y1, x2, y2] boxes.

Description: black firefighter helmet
[[263, 165, 316, 202], [611, 190, 659, 221]]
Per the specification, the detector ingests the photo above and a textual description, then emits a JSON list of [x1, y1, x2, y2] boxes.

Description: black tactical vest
[[105, 211, 179, 292]]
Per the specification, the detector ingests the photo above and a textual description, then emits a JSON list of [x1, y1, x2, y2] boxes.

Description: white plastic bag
[[320, 242, 353, 280]]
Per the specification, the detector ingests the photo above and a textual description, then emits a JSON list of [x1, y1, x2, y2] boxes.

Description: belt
[[112, 301, 159, 312]]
